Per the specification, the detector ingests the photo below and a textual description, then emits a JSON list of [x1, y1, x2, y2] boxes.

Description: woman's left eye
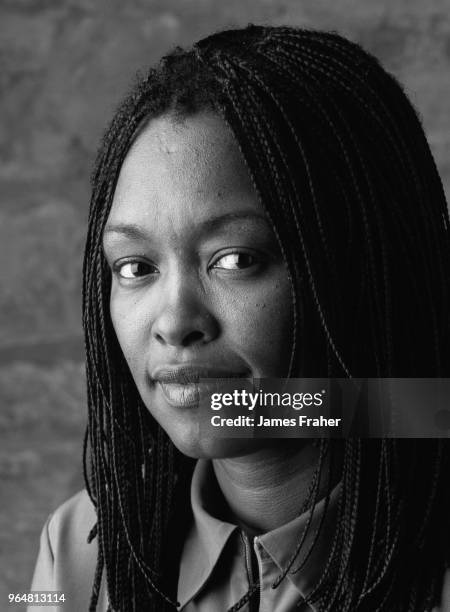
[[212, 252, 258, 270]]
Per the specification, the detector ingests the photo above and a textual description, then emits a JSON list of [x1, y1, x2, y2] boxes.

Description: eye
[[212, 252, 258, 270], [113, 260, 157, 279]]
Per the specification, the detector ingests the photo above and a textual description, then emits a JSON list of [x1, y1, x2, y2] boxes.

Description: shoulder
[[46, 488, 99, 582], [44, 490, 101, 602], [47, 488, 97, 549], [29, 490, 107, 611]]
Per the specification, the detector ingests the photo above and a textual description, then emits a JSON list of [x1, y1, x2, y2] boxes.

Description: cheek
[[109, 290, 147, 376], [223, 277, 294, 376]]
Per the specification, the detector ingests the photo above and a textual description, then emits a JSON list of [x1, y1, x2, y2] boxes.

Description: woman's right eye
[[113, 260, 157, 280]]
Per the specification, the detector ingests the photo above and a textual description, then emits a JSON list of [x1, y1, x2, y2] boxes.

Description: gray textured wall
[[1, 0, 449, 603]]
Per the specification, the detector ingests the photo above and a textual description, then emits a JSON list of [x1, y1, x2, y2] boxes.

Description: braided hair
[[82, 26, 450, 611]]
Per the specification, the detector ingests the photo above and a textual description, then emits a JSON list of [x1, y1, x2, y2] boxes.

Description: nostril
[[181, 330, 205, 347], [155, 332, 168, 345]]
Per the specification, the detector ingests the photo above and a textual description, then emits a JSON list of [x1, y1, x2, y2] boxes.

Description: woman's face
[[103, 111, 294, 457]]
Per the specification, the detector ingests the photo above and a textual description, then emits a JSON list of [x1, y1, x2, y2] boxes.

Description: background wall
[[1, 0, 449, 604]]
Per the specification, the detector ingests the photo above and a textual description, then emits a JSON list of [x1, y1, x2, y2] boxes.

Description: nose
[[151, 273, 220, 348]]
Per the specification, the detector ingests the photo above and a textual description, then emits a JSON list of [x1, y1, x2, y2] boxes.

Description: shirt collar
[[178, 459, 237, 608], [178, 459, 341, 609]]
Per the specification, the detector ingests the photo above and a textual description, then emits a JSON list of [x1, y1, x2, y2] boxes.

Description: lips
[[158, 381, 203, 407], [151, 365, 249, 408]]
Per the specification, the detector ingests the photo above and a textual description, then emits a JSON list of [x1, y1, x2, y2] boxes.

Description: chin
[[170, 431, 266, 459]]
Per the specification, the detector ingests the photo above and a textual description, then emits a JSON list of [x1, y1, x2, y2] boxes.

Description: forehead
[[104, 111, 271, 248], [103, 112, 277, 251], [109, 111, 258, 219], [129, 111, 238, 164]]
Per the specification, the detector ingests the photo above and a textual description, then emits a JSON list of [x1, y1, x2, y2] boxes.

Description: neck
[[212, 441, 335, 536]]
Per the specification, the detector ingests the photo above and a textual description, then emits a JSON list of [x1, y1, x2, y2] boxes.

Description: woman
[[29, 25, 450, 611]]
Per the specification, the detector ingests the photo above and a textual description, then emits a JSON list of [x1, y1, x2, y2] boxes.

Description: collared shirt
[[29, 459, 450, 612], [179, 459, 342, 611]]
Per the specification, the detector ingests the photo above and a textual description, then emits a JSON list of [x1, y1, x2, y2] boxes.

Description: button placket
[[252, 537, 276, 612], [239, 530, 260, 612]]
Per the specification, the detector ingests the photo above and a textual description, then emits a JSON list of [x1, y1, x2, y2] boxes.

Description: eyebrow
[[103, 211, 271, 240]]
